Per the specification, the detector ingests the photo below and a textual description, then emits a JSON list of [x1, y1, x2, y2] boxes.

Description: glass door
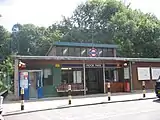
[[29, 72, 37, 98], [36, 71, 43, 98], [29, 70, 43, 99]]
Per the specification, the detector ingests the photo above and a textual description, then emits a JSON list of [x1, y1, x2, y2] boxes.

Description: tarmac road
[[4, 98, 160, 120]]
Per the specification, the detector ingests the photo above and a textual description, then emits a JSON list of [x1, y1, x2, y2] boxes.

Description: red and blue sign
[[88, 48, 97, 57]]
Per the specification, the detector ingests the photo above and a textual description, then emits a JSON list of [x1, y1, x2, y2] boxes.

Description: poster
[[20, 72, 29, 88], [124, 67, 129, 79], [151, 67, 160, 80], [137, 67, 150, 80], [73, 71, 82, 83], [44, 69, 51, 78]]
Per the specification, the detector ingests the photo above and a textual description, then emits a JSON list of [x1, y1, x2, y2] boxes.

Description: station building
[[13, 42, 159, 100]]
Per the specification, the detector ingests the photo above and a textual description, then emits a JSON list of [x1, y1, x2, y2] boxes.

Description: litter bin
[[124, 82, 130, 92]]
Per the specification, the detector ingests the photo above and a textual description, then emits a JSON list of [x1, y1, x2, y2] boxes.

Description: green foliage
[[1, 0, 160, 91], [0, 26, 11, 57], [1, 0, 160, 58], [49, 0, 160, 58], [11, 24, 62, 55], [0, 56, 13, 75], [0, 56, 13, 91]]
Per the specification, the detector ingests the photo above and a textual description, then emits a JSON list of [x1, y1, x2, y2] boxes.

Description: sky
[[0, 0, 160, 31]]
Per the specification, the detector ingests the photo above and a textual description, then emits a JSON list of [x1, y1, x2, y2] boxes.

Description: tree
[[49, 0, 125, 44], [0, 56, 13, 91], [0, 26, 11, 57], [50, 0, 160, 58], [11, 24, 61, 55], [110, 9, 160, 57]]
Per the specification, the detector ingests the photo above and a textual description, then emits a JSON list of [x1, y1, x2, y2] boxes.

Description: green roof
[[53, 42, 118, 48], [13, 55, 160, 62]]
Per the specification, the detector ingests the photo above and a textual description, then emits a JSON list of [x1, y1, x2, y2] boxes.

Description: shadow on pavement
[[4, 110, 21, 114], [153, 99, 160, 103]]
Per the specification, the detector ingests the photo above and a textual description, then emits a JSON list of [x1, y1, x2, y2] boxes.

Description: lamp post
[[12, 24, 20, 54]]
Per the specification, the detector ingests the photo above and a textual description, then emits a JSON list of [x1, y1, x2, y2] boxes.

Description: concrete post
[[103, 63, 106, 93], [83, 63, 86, 95], [14, 59, 19, 99]]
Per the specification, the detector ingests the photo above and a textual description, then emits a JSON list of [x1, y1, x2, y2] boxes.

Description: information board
[[151, 67, 160, 80], [137, 67, 150, 80], [20, 72, 29, 88]]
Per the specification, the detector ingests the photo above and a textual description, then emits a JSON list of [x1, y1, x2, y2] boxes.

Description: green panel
[[43, 85, 56, 97], [53, 66, 61, 96], [25, 64, 62, 97]]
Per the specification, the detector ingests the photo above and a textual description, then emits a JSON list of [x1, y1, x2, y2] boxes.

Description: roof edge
[[12, 55, 160, 62]]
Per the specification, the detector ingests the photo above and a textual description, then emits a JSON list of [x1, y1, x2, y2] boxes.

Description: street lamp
[[12, 24, 20, 54]]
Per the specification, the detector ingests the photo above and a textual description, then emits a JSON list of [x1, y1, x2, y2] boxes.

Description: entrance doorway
[[19, 70, 43, 99], [86, 68, 103, 94]]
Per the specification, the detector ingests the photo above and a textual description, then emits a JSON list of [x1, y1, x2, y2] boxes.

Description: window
[[80, 48, 87, 57], [102, 49, 108, 57], [107, 48, 113, 57], [43, 68, 53, 85], [61, 69, 73, 84], [68, 47, 75, 56], [97, 48, 103, 57], [56, 47, 62, 56], [87, 48, 91, 57], [103, 48, 113, 57], [61, 68, 83, 84], [62, 47, 69, 56], [74, 48, 81, 56], [73, 71, 82, 83], [105, 68, 114, 82]]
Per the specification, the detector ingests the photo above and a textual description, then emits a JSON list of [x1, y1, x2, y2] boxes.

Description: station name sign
[[62, 64, 118, 68], [86, 64, 102, 67]]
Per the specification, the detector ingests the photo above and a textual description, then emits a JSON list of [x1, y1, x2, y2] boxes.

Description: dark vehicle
[[155, 76, 160, 98]]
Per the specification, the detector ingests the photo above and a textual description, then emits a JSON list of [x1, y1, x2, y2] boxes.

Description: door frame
[[19, 70, 43, 99]]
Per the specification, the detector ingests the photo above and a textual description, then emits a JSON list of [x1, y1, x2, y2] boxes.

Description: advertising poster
[[20, 72, 29, 88]]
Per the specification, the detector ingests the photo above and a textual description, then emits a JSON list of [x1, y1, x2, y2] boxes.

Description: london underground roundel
[[88, 48, 97, 57]]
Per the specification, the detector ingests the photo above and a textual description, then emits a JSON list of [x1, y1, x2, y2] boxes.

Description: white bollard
[[0, 96, 4, 114]]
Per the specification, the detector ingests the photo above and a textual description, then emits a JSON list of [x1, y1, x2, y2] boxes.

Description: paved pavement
[[2, 92, 156, 116], [4, 98, 160, 120]]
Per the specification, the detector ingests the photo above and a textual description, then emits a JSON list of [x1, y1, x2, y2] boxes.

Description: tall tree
[[11, 24, 61, 55], [110, 9, 160, 57], [50, 0, 160, 58], [0, 26, 11, 58], [49, 0, 125, 44]]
